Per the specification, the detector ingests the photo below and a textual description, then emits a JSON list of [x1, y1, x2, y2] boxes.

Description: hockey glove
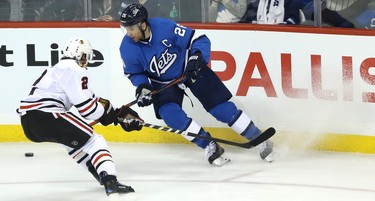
[[98, 97, 118, 126], [116, 106, 144, 132], [184, 51, 206, 83], [135, 83, 153, 107]]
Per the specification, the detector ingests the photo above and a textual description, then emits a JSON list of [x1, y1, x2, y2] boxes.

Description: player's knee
[[209, 101, 239, 123], [159, 103, 190, 130], [82, 134, 109, 154]]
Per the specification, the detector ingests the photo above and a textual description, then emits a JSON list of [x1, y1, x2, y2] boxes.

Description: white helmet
[[63, 37, 93, 66]]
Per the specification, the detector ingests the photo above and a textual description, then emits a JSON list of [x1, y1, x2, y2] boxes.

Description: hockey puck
[[25, 152, 34, 157]]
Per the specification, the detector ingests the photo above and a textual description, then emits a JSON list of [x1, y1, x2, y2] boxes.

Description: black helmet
[[120, 4, 148, 27]]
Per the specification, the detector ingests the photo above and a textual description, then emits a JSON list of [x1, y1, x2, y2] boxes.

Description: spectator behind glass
[[240, 0, 305, 25], [337, 0, 373, 29], [92, 0, 122, 21], [0, 0, 10, 21], [76, 0, 173, 21], [208, 0, 247, 23], [24, 0, 78, 21], [240, 0, 354, 28], [75, 0, 123, 21], [302, 0, 355, 28], [354, 0, 375, 29], [23, 0, 44, 21]]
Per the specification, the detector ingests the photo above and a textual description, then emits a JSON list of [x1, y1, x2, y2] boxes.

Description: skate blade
[[211, 154, 231, 167], [108, 192, 136, 201], [263, 151, 279, 163]]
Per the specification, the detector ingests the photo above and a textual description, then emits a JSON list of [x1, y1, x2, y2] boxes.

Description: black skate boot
[[100, 171, 135, 196], [205, 141, 230, 167]]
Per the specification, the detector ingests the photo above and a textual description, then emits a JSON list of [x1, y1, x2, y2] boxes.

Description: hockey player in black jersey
[[17, 37, 143, 198]]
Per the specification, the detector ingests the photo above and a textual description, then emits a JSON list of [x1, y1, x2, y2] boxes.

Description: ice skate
[[100, 172, 135, 199], [205, 141, 231, 167], [257, 140, 275, 163]]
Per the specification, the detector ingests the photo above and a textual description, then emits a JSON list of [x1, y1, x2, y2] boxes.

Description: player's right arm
[[119, 38, 150, 87]]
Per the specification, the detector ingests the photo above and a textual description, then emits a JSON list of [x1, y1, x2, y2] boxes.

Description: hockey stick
[[143, 123, 276, 149], [119, 75, 186, 109], [89, 76, 186, 126]]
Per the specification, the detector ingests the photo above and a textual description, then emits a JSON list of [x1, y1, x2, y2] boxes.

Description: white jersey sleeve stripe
[[75, 97, 104, 120], [77, 97, 98, 113]]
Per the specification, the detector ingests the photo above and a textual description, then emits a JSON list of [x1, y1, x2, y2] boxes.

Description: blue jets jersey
[[119, 18, 211, 86]]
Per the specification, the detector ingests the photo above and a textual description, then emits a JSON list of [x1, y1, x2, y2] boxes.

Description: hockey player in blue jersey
[[119, 3, 275, 166]]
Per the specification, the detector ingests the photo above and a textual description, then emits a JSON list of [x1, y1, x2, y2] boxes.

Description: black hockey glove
[[98, 97, 118, 126], [135, 83, 153, 107], [184, 51, 206, 83], [115, 106, 144, 132]]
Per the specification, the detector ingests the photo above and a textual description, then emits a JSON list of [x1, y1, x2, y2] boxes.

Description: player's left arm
[[173, 23, 211, 62], [173, 23, 211, 82], [189, 33, 211, 64]]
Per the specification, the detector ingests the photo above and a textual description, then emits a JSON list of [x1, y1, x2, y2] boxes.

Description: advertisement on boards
[[1, 27, 375, 138]]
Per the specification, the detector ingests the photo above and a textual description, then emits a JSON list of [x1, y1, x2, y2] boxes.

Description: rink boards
[[1, 23, 375, 153], [1, 124, 375, 154]]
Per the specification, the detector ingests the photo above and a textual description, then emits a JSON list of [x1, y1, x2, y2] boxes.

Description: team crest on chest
[[149, 48, 177, 76]]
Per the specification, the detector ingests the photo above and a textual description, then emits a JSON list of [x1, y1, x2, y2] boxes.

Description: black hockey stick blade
[[183, 132, 251, 148], [144, 123, 250, 148], [143, 123, 276, 149], [247, 127, 276, 147], [186, 127, 276, 149]]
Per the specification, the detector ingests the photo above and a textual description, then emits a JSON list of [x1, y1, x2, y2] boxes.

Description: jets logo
[[149, 48, 177, 76], [132, 8, 139, 16]]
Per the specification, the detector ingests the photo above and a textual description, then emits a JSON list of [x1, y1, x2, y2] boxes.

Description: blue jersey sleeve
[[190, 33, 211, 63], [171, 22, 211, 63]]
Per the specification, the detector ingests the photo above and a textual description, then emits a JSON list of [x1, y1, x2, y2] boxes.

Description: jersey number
[[81, 76, 88, 89], [174, 24, 186, 37], [29, 70, 89, 95]]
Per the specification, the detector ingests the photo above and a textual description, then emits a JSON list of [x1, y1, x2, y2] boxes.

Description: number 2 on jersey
[[81, 77, 88, 89]]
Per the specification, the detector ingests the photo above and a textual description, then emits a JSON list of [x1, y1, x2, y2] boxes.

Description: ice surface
[[1, 142, 375, 201]]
